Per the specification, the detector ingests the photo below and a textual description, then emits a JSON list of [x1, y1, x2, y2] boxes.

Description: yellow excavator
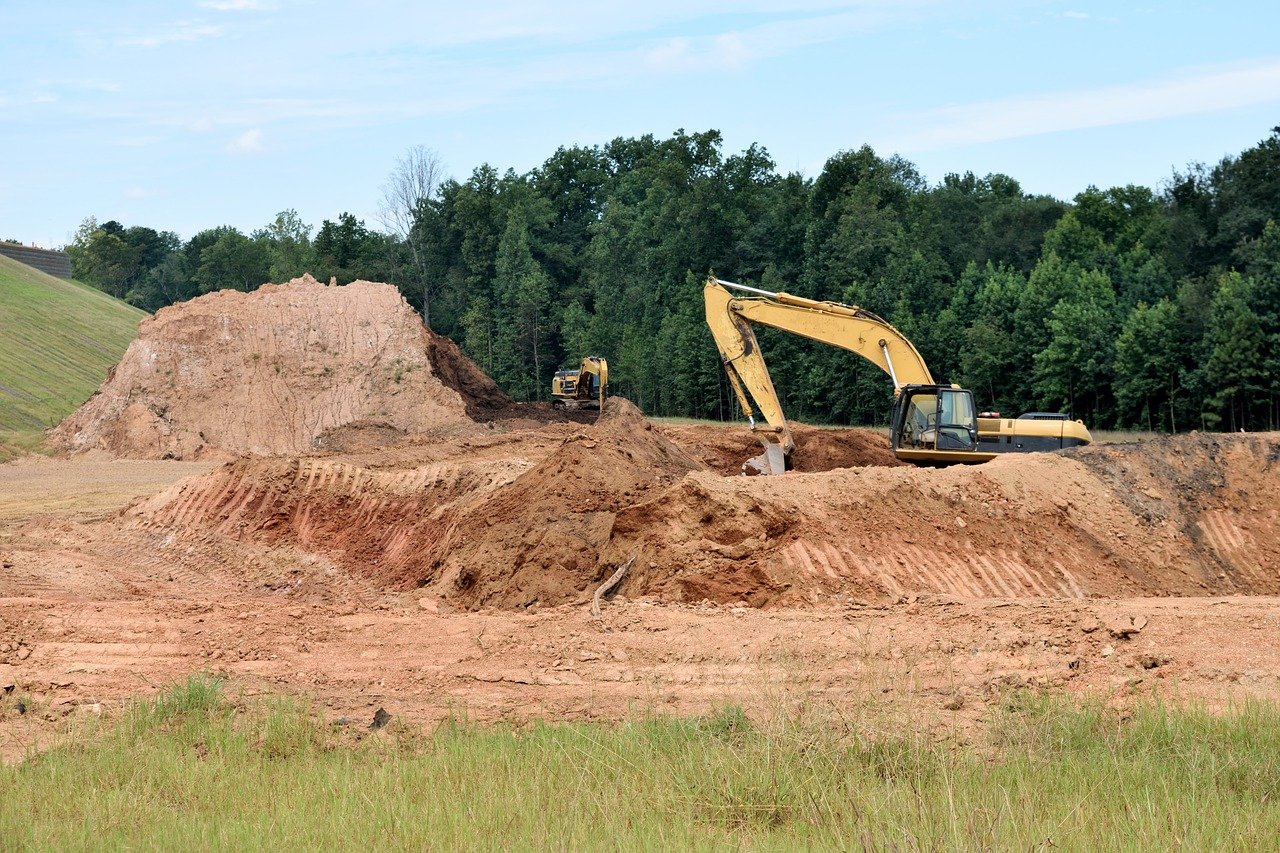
[[704, 277, 1091, 473], [551, 356, 608, 411]]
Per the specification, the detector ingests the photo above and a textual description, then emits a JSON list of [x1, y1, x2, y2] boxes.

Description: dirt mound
[[129, 398, 703, 608], [130, 415, 1280, 611], [423, 331, 511, 420], [602, 433, 1280, 605], [658, 423, 902, 474], [421, 397, 704, 607], [50, 277, 504, 459], [130, 453, 531, 585]]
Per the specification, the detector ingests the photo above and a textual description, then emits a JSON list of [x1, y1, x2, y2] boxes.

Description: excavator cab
[[891, 385, 978, 454]]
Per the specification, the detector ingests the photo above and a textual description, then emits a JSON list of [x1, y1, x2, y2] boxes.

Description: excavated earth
[[49, 276, 511, 459], [123, 414, 1280, 609], [3, 278, 1279, 760]]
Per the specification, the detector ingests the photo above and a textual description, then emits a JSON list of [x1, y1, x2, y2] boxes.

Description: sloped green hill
[[0, 254, 146, 432]]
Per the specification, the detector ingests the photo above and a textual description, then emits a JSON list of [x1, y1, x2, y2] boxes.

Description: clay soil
[[4, 280, 1279, 761], [4, 419, 1280, 763]]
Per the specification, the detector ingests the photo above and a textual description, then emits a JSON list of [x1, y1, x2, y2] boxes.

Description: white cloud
[[888, 59, 1280, 151], [644, 33, 751, 72], [226, 128, 265, 153], [116, 22, 225, 47], [0, 92, 57, 109], [1063, 10, 1089, 19]]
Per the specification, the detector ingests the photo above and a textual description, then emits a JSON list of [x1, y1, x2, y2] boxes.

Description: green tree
[[193, 230, 271, 293], [129, 251, 197, 311], [960, 265, 1026, 414], [1113, 300, 1182, 431], [492, 203, 554, 398], [1031, 268, 1118, 420], [255, 209, 315, 282], [1202, 272, 1268, 431], [1242, 220, 1280, 428], [67, 218, 142, 298]]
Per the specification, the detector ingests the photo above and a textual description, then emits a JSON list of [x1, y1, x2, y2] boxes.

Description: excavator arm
[[704, 277, 933, 473]]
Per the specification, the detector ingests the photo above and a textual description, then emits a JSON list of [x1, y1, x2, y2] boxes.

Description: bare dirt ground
[[3, 424, 1279, 764], [4, 279, 1277, 763]]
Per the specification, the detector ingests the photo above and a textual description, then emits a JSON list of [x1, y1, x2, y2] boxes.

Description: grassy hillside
[[0, 254, 145, 432]]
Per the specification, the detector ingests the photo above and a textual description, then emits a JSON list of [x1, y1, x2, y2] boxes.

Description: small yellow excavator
[[551, 356, 608, 411], [704, 277, 1091, 472]]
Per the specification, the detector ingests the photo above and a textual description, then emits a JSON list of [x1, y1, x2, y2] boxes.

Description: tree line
[[67, 127, 1280, 432]]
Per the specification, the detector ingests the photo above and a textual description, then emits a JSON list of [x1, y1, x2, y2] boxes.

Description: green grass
[[0, 254, 145, 432], [3, 678, 1277, 850], [0, 429, 50, 463]]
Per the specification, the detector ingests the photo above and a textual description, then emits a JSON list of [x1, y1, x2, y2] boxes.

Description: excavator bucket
[[745, 436, 788, 475]]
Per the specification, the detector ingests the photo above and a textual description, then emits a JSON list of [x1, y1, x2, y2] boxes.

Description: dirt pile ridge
[[130, 452, 531, 586], [51, 276, 508, 459], [602, 432, 1280, 605], [422, 397, 704, 608], [128, 413, 1280, 611], [127, 398, 703, 606]]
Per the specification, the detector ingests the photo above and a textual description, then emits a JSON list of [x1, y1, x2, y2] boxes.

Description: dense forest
[[67, 127, 1280, 432]]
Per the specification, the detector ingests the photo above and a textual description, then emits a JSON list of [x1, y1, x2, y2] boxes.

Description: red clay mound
[[51, 277, 507, 459], [131, 453, 531, 585], [130, 398, 703, 609], [422, 397, 704, 608], [131, 405, 1280, 611], [424, 331, 511, 420], [601, 432, 1280, 606]]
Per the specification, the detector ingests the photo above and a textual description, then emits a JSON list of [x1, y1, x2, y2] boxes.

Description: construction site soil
[[3, 279, 1278, 759]]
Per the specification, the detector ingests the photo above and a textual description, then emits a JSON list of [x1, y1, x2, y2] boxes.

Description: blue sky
[[4, 1, 1279, 249]]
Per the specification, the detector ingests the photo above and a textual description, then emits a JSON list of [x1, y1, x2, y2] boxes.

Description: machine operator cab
[[891, 384, 978, 453]]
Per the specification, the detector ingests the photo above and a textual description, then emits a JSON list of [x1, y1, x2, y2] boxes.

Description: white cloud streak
[[889, 59, 1280, 151], [226, 128, 265, 153]]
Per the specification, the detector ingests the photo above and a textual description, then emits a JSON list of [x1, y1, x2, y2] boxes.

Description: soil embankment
[[130, 417, 1280, 609]]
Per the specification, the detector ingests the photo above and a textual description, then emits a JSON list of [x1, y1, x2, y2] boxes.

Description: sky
[[3, 1, 1279, 249]]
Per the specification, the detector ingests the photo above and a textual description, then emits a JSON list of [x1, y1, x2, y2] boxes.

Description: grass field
[[2, 677, 1276, 849], [0, 254, 144, 434]]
